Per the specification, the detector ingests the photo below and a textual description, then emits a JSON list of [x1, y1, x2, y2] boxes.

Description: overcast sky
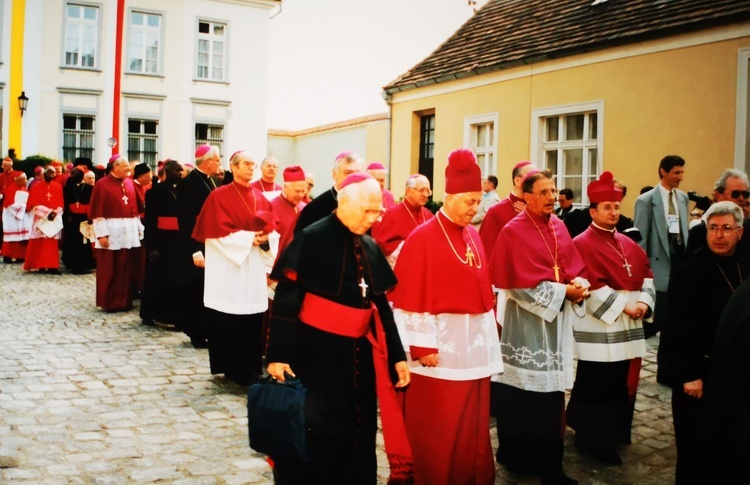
[[266, 0, 489, 130]]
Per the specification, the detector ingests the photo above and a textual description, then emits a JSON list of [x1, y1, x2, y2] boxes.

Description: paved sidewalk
[[0, 264, 676, 484]]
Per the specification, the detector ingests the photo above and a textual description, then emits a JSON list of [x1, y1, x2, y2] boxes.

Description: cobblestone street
[[0, 263, 676, 484]]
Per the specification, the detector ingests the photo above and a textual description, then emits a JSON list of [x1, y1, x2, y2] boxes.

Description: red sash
[[299, 293, 414, 483], [68, 203, 89, 215], [157, 216, 179, 231]]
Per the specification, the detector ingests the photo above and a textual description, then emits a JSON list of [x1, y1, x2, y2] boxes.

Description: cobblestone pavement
[[0, 264, 676, 484]]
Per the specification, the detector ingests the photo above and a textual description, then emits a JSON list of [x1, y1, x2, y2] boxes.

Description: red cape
[[490, 209, 585, 288], [574, 225, 652, 291], [390, 211, 494, 314], [478, 193, 524, 260], [28, 180, 64, 209], [89, 175, 139, 219], [192, 182, 278, 242], [372, 200, 434, 256], [269, 194, 305, 256]]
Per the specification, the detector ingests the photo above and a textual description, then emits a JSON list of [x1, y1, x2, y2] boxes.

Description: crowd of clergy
[[1, 145, 748, 485]]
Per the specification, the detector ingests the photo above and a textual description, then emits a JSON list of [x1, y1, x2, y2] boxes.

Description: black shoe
[[47, 268, 61, 275], [3, 257, 11, 264], [190, 337, 209, 349], [141, 318, 155, 326], [541, 472, 579, 485], [576, 441, 622, 465]]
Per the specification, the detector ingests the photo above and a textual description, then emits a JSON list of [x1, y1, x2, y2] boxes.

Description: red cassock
[[478, 192, 524, 265], [382, 188, 396, 211], [2, 184, 29, 259], [390, 212, 496, 485], [372, 200, 433, 257], [24, 181, 64, 270], [269, 194, 304, 259], [88, 175, 140, 311]]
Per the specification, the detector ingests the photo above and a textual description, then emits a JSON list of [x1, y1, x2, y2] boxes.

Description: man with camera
[[685, 168, 750, 257]]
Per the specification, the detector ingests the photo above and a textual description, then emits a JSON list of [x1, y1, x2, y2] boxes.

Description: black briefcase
[[247, 374, 308, 463]]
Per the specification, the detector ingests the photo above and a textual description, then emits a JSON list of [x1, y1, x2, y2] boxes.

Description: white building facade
[[2, 0, 279, 167]]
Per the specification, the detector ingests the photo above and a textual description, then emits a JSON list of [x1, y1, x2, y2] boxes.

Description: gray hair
[[261, 156, 278, 167], [195, 146, 220, 166], [337, 177, 380, 204], [713, 169, 749, 193], [405, 174, 429, 190], [229, 151, 254, 167], [703, 200, 743, 227]]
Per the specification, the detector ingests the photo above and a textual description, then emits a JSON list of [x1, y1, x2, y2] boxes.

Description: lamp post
[[18, 91, 28, 117]]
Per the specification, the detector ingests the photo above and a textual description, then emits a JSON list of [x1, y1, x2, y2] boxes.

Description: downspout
[[111, 0, 125, 156], [382, 89, 393, 189]]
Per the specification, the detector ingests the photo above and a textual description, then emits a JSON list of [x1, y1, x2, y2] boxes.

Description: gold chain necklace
[[233, 183, 257, 216], [436, 212, 482, 268], [403, 202, 425, 227], [715, 260, 743, 293], [527, 211, 561, 282], [588, 227, 633, 277]]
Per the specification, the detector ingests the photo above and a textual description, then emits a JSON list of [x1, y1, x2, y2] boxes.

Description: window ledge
[[125, 72, 165, 79], [192, 78, 229, 86], [60, 66, 103, 73]]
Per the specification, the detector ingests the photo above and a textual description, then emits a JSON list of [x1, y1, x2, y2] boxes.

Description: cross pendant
[[553, 264, 560, 282], [122, 194, 129, 205], [359, 277, 368, 298], [46, 192, 52, 201], [623, 260, 632, 277], [465, 244, 475, 267]]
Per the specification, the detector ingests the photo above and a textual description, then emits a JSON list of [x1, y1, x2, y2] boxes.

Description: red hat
[[366, 162, 386, 171], [587, 171, 623, 203], [445, 149, 481, 194], [95, 164, 106, 170], [339, 172, 374, 190], [195, 145, 211, 158], [283, 166, 305, 182]]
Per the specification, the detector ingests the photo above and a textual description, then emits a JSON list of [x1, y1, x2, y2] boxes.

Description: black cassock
[[293, 186, 337, 235], [140, 182, 181, 325], [266, 214, 406, 485], [61, 180, 95, 273]]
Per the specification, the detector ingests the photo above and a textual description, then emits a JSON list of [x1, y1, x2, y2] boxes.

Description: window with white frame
[[464, 114, 498, 177], [196, 21, 226, 81], [535, 105, 601, 206], [195, 123, 224, 156], [64, 3, 99, 69], [128, 119, 159, 167], [128, 11, 161, 74], [62, 115, 95, 162]]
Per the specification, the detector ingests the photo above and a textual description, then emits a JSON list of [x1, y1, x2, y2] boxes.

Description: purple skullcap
[[339, 172, 374, 190], [367, 162, 386, 171], [520, 169, 542, 186], [183, 163, 195, 169], [34, 166, 44, 175], [108, 154, 122, 165], [195, 145, 212, 158], [513, 161, 531, 171], [335, 151, 355, 161], [229, 150, 244, 162]]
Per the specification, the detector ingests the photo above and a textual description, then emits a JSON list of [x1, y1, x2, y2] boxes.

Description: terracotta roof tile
[[384, 0, 750, 93]]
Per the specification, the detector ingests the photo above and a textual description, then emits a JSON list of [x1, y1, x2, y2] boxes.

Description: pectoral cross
[[623, 260, 633, 277], [46, 192, 52, 201], [553, 264, 560, 283], [122, 194, 129, 205], [359, 277, 368, 298], [465, 244, 476, 268]]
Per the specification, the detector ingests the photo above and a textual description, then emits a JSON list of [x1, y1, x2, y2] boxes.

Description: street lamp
[[18, 91, 28, 117]]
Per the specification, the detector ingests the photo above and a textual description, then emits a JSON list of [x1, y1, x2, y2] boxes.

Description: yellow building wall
[[388, 32, 750, 214], [364, 119, 390, 171]]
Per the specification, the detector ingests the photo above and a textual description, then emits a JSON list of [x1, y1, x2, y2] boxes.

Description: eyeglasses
[[531, 189, 558, 197], [707, 224, 740, 236], [409, 187, 432, 196], [729, 190, 750, 199]]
